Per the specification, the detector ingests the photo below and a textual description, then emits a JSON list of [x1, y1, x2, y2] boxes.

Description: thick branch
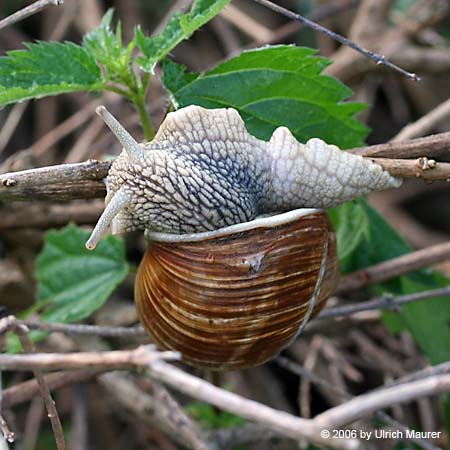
[[0, 160, 109, 201], [370, 157, 450, 181], [1, 133, 449, 202]]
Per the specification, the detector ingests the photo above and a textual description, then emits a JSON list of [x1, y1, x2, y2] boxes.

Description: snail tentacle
[[85, 188, 130, 250], [96, 106, 144, 163]]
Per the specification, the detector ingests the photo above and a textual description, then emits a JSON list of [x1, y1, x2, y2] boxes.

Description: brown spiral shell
[[135, 209, 339, 370]]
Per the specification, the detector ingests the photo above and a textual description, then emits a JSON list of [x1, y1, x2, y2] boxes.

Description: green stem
[[132, 92, 154, 140]]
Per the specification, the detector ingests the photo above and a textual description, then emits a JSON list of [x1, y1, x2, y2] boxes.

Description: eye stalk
[[95, 106, 144, 163]]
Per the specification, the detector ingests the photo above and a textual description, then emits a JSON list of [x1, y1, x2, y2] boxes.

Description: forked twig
[[0, 316, 67, 450]]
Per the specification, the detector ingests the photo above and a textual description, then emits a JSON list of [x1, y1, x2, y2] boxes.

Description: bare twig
[[313, 374, 450, 429], [0, 347, 358, 450], [3, 344, 450, 449], [370, 157, 450, 181], [0, 102, 28, 154], [99, 372, 213, 450], [0, 160, 109, 201], [1, 131, 450, 202], [319, 286, 450, 319], [392, 97, 450, 142], [31, 98, 103, 158], [0, 0, 63, 31], [349, 132, 450, 159], [22, 321, 146, 337], [250, 0, 420, 81], [0, 345, 179, 372], [3, 369, 104, 409], [0, 316, 67, 450], [276, 356, 443, 450], [337, 241, 450, 293]]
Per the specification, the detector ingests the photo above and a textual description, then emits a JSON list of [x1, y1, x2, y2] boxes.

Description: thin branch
[[337, 241, 450, 294], [276, 356, 444, 450], [0, 347, 358, 450], [313, 374, 450, 430], [99, 372, 213, 450], [392, 97, 450, 142], [319, 286, 450, 319], [0, 0, 63, 31], [0, 345, 179, 371], [0, 316, 67, 450], [2, 369, 104, 409], [22, 321, 146, 337], [0, 102, 28, 155], [250, 0, 420, 81], [3, 344, 450, 449], [348, 131, 450, 158]]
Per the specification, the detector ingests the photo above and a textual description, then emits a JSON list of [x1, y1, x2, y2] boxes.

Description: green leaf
[[83, 8, 135, 79], [0, 41, 105, 106], [35, 224, 129, 323], [186, 402, 246, 429], [163, 46, 368, 148], [399, 277, 450, 364], [136, 0, 231, 72], [342, 203, 450, 362], [328, 200, 370, 263]]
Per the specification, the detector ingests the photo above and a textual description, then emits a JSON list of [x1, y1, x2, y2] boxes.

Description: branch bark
[[1, 133, 449, 202]]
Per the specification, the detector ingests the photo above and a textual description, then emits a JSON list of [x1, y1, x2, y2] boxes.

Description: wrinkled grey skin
[[86, 105, 401, 249]]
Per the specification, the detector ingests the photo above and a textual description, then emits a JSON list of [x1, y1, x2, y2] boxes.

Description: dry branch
[[0, 160, 109, 201], [2, 343, 450, 450], [250, 0, 419, 80], [1, 133, 450, 202], [2, 369, 104, 409], [349, 132, 450, 158], [0, 316, 67, 450], [0, 0, 63, 31], [392, 98, 450, 142], [338, 241, 450, 293], [313, 374, 450, 429], [319, 286, 450, 319]]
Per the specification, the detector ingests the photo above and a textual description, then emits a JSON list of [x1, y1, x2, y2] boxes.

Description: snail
[[86, 105, 401, 370]]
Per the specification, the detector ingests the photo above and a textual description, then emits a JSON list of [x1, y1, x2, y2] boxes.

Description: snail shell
[[135, 208, 338, 370]]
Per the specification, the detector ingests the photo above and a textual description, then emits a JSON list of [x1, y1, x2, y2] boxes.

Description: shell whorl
[[86, 105, 401, 249]]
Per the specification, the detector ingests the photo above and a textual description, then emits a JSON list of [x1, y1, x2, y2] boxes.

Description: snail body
[[87, 105, 401, 370]]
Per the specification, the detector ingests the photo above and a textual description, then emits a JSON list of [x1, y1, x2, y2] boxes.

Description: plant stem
[[133, 93, 154, 141]]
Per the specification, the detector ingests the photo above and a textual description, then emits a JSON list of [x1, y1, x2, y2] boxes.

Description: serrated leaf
[[399, 277, 450, 364], [83, 9, 134, 78], [137, 0, 230, 72], [0, 41, 105, 105], [342, 203, 450, 363], [163, 46, 368, 148], [35, 224, 129, 323], [328, 201, 370, 263]]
